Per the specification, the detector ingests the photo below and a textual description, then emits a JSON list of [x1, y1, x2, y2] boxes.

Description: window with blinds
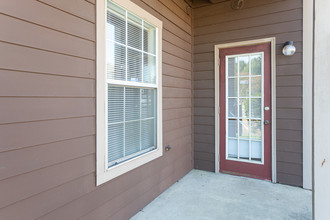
[[106, 1, 158, 168]]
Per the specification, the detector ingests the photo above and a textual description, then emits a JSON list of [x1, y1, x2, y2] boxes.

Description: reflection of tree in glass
[[252, 77, 262, 97], [251, 56, 261, 75], [239, 60, 249, 75]]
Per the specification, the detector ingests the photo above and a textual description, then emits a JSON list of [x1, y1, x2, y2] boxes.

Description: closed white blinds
[[106, 1, 158, 167]]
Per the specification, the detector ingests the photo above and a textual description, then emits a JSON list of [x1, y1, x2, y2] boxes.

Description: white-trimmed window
[[97, 0, 163, 185]]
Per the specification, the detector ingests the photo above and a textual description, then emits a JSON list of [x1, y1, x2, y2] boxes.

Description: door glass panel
[[226, 53, 264, 163], [239, 140, 249, 159], [228, 139, 238, 158], [251, 55, 262, 75], [228, 119, 238, 137], [251, 98, 262, 118], [251, 120, 262, 140], [239, 56, 249, 76], [239, 119, 249, 139], [228, 57, 238, 77], [228, 78, 237, 97], [239, 77, 249, 97], [251, 76, 262, 97], [239, 98, 249, 118], [251, 141, 262, 161], [228, 98, 237, 117]]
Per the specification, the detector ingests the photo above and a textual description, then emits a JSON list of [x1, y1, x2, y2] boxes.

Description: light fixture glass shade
[[282, 41, 296, 56]]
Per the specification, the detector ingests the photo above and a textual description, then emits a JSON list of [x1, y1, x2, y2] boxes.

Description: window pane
[[141, 89, 155, 118], [239, 140, 249, 159], [125, 121, 140, 156], [239, 56, 249, 76], [108, 123, 124, 163], [128, 12, 142, 50], [107, 3, 126, 44], [239, 119, 249, 139], [107, 43, 126, 80], [228, 57, 237, 77], [239, 98, 249, 118], [228, 98, 237, 117], [108, 86, 124, 123], [251, 141, 262, 161], [251, 55, 262, 75], [239, 77, 249, 97], [251, 76, 262, 97], [251, 98, 262, 118], [228, 139, 238, 158], [228, 78, 237, 97], [144, 22, 156, 55], [127, 48, 142, 82], [141, 119, 155, 150], [125, 87, 140, 121], [228, 119, 238, 138], [251, 120, 262, 140], [143, 54, 156, 84]]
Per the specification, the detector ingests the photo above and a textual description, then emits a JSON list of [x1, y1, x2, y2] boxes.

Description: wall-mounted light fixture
[[282, 41, 296, 56]]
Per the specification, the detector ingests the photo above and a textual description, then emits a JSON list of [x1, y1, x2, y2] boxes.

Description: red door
[[219, 43, 271, 180]]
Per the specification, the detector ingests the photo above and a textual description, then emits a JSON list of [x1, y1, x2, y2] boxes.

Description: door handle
[[264, 120, 270, 125]]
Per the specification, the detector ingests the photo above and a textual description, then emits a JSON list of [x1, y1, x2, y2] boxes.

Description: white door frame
[[214, 38, 277, 183]]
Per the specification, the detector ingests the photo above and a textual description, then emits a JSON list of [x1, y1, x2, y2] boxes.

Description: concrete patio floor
[[131, 170, 312, 220]]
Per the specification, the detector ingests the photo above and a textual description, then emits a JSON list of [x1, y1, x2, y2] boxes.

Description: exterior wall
[[0, 0, 193, 219], [193, 0, 303, 186]]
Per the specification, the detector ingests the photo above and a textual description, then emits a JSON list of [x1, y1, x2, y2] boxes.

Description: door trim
[[214, 38, 277, 183]]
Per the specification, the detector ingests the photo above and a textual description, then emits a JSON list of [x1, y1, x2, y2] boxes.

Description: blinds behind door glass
[[108, 86, 157, 166], [106, 2, 157, 84]]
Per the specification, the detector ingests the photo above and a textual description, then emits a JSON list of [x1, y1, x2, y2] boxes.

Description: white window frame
[[96, 0, 163, 186]]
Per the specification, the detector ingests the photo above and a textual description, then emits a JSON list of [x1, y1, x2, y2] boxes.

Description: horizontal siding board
[[39, 0, 95, 23], [277, 172, 302, 186], [0, 117, 95, 152], [163, 116, 191, 133], [276, 86, 302, 98], [0, 0, 94, 40], [195, 8, 302, 36], [163, 29, 191, 53], [194, 159, 214, 171], [0, 154, 94, 209], [163, 75, 191, 89], [194, 20, 302, 45], [0, 14, 95, 59], [0, 174, 95, 220], [163, 87, 191, 98], [277, 108, 302, 119], [277, 119, 302, 131], [163, 98, 191, 110], [141, 0, 191, 33], [163, 40, 191, 62], [0, 98, 95, 124], [277, 161, 302, 176], [163, 52, 192, 71], [163, 63, 192, 80], [0, 42, 95, 78], [194, 116, 215, 126], [0, 70, 95, 97], [0, 136, 94, 181], [195, 0, 302, 27], [277, 140, 302, 153], [163, 108, 191, 121]]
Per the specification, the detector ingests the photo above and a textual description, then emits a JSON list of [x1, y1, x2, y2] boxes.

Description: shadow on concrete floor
[[131, 170, 312, 220]]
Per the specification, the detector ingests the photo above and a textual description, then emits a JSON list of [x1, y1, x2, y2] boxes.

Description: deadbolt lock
[[264, 106, 270, 111], [264, 120, 270, 125]]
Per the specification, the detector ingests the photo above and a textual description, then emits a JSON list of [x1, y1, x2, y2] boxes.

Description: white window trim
[[96, 0, 163, 186]]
